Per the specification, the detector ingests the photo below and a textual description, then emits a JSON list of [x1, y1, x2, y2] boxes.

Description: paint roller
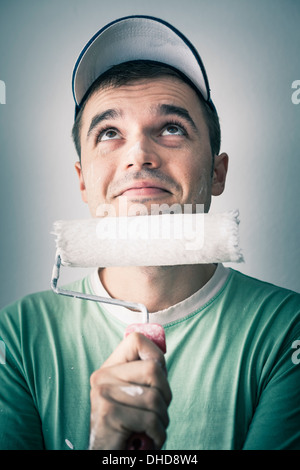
[[51, 210, 243, 449]]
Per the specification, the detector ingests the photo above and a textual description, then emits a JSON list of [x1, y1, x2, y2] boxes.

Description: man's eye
[[161, 125, 185, 136], [98, 129, 120, 141]]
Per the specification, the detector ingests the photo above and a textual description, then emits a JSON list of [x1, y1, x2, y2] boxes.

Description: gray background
[[0, 0, 299, 309]]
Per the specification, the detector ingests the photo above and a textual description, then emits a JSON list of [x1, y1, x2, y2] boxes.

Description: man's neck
[[98, 264, 217, 313]]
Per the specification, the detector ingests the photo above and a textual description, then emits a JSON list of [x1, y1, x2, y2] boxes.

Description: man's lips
[[121, 187, 170, 197], [118, 182, 172, 198]]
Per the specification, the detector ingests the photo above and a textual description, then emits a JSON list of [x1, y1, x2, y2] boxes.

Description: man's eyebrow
[[156, 104, 198, 132], [87, 109, 122, 139]]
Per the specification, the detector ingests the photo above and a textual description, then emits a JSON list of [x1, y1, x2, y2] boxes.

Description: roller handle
[[124, 323, 166, 450]]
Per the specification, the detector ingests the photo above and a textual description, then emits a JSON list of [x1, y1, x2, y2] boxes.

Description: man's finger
[[91, 359, 172, 406], [101, 332, 166, 370]]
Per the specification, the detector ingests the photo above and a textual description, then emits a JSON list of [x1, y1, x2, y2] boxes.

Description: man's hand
[[89, 332, 172, 450]]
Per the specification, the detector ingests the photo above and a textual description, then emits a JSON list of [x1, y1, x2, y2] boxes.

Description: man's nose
[[123, 137, 161, 170]]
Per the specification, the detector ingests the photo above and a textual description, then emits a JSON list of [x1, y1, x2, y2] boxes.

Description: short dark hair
[[72, 60, 221, 161]]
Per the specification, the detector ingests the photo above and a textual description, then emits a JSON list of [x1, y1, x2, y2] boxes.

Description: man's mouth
[[121, 187, 170, 197], [118, 181, 172, 198]]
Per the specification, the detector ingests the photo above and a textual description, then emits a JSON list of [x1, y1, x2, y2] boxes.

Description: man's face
[[75, 77, 227, 217]]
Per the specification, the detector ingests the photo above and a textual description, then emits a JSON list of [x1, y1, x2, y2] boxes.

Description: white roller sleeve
[[52, 211, 243, 268]]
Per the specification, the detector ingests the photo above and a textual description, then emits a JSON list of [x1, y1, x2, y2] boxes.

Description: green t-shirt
[[0, 266, 299, 450]]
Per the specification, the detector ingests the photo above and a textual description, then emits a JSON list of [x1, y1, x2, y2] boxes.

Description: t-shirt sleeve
[[0, 335, 44, 449], [242, 331, 300, 450]]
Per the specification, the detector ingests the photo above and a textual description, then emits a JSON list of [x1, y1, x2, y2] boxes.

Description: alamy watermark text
[[291, 80, 300, 105], [0, 340, 6, 365], [0, 80, 6, 104]]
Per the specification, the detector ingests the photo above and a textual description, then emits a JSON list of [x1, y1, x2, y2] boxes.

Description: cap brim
[[72, 15, 211, 114]]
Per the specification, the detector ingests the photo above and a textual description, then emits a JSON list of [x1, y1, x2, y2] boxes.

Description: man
[[0, 16, 299, 450]]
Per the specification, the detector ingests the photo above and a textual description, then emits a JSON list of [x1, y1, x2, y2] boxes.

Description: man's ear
[[211, 152, 229, 196], [75, 161, 88, 203]]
